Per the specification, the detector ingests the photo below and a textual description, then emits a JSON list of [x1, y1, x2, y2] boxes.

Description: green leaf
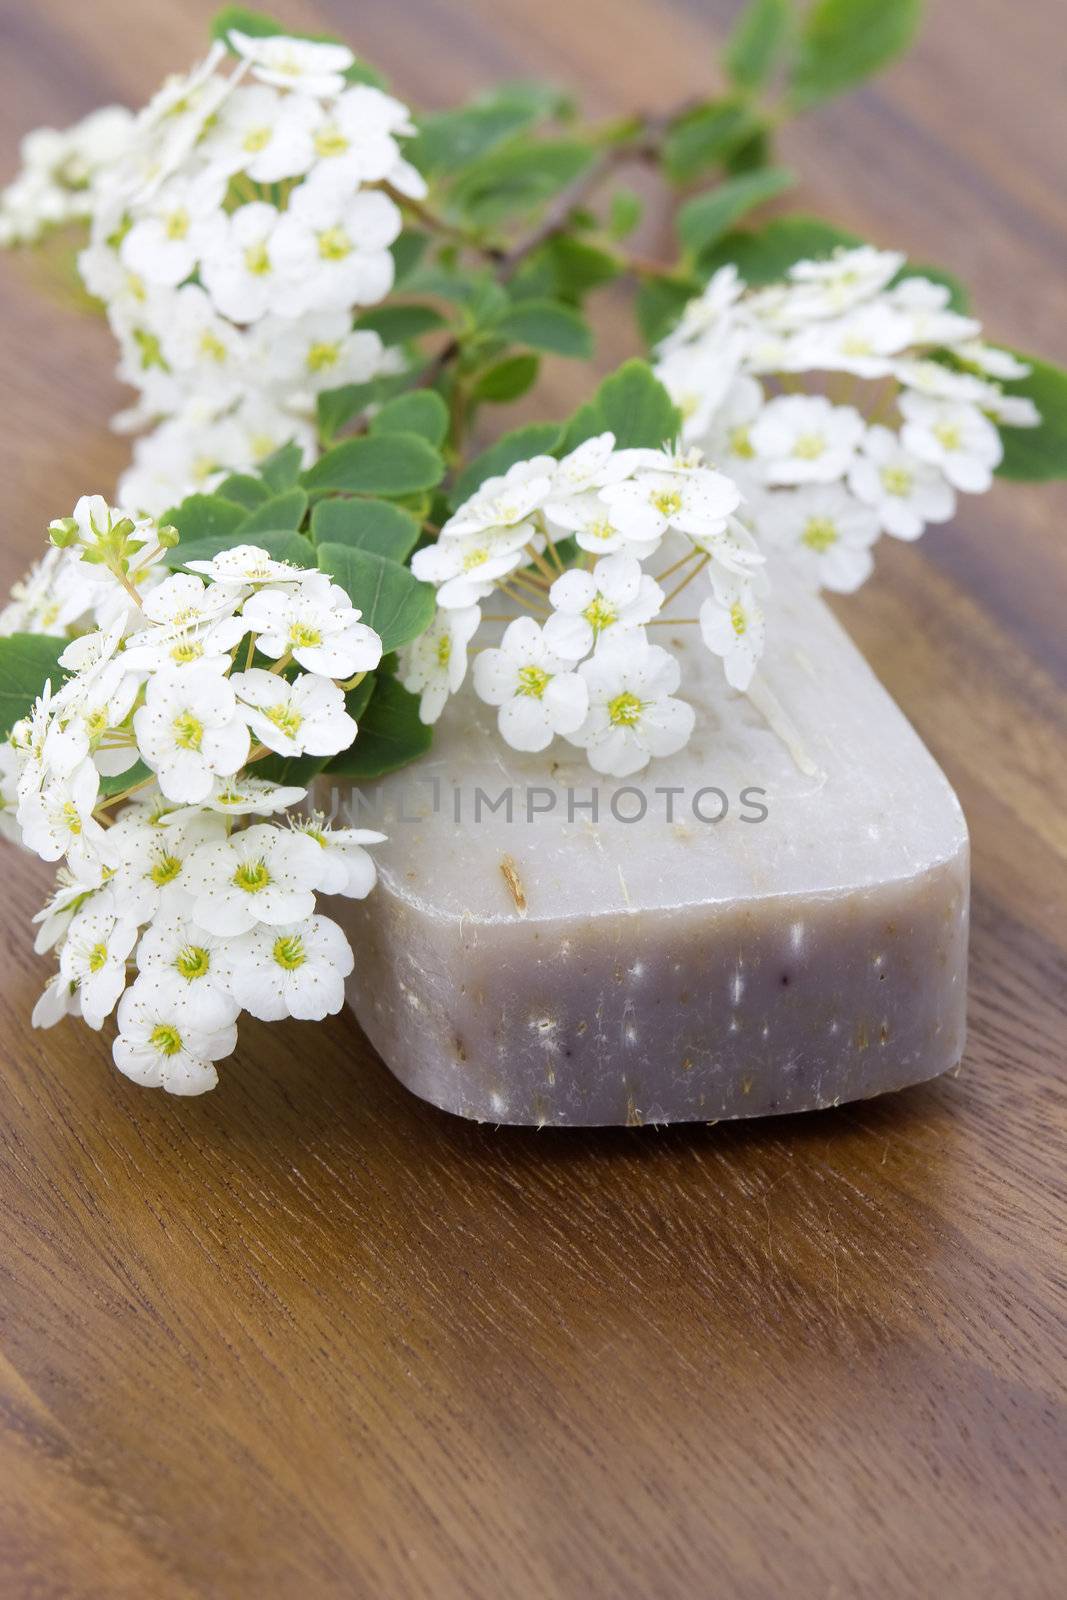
[[0, 633, 66, 740], [663, 100, 765, 184], [369, 391, 449, 448], [316, 543, 435, 652], [324, 673, 432, 780], [310, 499, 421, 561], [449, 140, 594, 226], [489, 299, 592, 358], [678, 167, 795, 259], [697, 214, 860, 284], [725, 0, 794, 89], [303, 433, 445, 497], [168, 528, 315, 572], [790, 0, 924, 108], [353, 303, 447, 346], [409, 82, 564, 175], [452, 422, 563, 505], [238, 488, 308, 534], [470, 353, 540, 403], [162, 493, 247, 545], [995, 354, 1067, 481], [509, 236, 620, 307], [558, 360, 680, 453], [634, 275, 701, 346], [607, 188, 643, 239], [258, 440, 305, 491], [214, 473, 271, 511], [390, 230, 429, 287]]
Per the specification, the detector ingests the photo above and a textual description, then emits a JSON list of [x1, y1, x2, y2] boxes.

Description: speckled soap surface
[[330, 579, 969, 1126]]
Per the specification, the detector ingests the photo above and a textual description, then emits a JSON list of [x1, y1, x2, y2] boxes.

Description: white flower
[[899, 393, 1003, 493], [656, 322, 749, 440], [544, 489, 662, 560], [136, 911, 239, 1022], [848, 425, 956, 540], [290, 816, 384, 898], [749, 395, 865, 485], [193, 775, 308, 816], [701, 375, 766, 489], [107, 811, 227, 922], [399, 605, 481, 723], [227, 30, 355, 98], [185, 542, 307, 587], [226, 914, 354, 1021], [158, 284, 248, 396], [133, 663, 251, 803], [569, 634, 694, 777], [241, 573, 382, 678], [885, 276, 980, 346], [601, 457, 741, 542], [758, 484, 881, 593], [784, 246, 905, 320], [304, 86, 416, 185], [255, 312, 385, 401], [200, 200, 286, 323], [231, 667, 357, 757], [117, 45, 234, 201], [139, 569, 244, 629], [699, 573, 766, 691], [120, 170, 226, 288], [33, 868, 108, 953], [18, 761, 112, 875], [31, 973, 82, 1030], [0, 740, 22, 843], [411, 524, 532, 609], [113, 971, 237, 1095], [790, 303, 913, 378], [544, 433, 629, 515], [656, 265, 745, 355], [270, 167, 399, 316], [44, 658, 140, 779], [892, 359, 995, 406], [473, 618, 588, 752], [183, 823, 323, 935], [202, 84, 318, 182], [544, 554, 663, 661], [953, 342, 1030, 381], [57, 900, 139, 1029], [442, 458, 555, 539]]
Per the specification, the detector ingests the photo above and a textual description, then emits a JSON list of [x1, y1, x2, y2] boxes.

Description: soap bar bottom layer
[[338, 852, 968, 1127]]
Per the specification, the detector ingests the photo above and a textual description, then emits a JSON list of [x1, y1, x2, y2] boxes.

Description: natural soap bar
[[332, 580, 968, 1126]]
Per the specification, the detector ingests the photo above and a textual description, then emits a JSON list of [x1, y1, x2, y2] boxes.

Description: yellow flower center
[[244, 241, 272, 276], [587, 517, 616, 542], [652, 488, 682, 517], [200, 330, 228, 363], [881, 464, 913, 497], [728, 425, 754, 460], [582, 596, 617, 635], [87, 942, 109, 973], [176, 944, 211, 980], [462, 547, 489, 571], [793, 433, 827, 460], [435, 635, 452, 666], [133, 327, 166, 370], [288, 621, 322, 649], [233, 859, 271, 894], [317, 226, 351, 262], [243, 126, 271, 153], [150, 1023, 184, 1057], [314, 126, 350, 159], [933, 422, 962, 451], [801, 516, 839, 552], [607, 691, 642, 727], [172, 711, 203, 751], [272, 933, 307, 971], [150, 853, 183, 887], [61, 801, 82, 835], [306, 340, 341, 372], [84, 707, 109, 740], [265, 703, 304, 739], [164, 207, 190, 241], [730, 602, 747, 636], [516, 665, 550, 699], [170, 639, 204, 664]]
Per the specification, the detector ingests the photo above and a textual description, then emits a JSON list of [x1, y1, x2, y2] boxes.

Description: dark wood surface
[[1, 2, 1065, 1595]]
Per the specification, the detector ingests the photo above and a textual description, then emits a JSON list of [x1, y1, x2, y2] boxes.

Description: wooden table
[[1, 2, 1065, 1595]]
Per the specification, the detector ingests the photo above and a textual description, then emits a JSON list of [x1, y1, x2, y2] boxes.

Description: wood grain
[[1, 2, 1065, 1596]]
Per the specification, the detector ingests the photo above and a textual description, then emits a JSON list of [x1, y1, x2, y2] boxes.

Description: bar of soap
[[331, 580, 968, 1126]]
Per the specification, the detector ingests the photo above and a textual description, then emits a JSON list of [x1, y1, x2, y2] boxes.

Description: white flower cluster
[[2, 502, 384, 1095], [655, 248, 1040, 593], [402, 433, 763, 776], [69, 33, 423, 515], [0, 105, 134, 246]]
